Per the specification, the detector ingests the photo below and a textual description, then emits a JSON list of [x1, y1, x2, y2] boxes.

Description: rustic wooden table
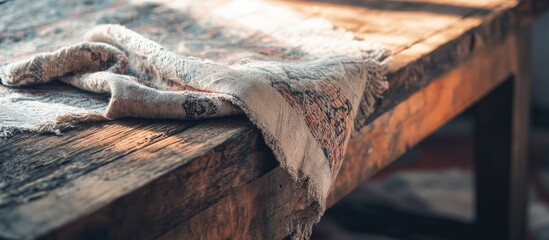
[[1, 0, 547, 239]]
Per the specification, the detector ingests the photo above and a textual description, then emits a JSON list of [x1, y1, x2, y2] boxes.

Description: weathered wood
[[1, 117, 278, 239], [0, 120, 198, 208], [278, 0, 520, 125], [158, 34, 520, 239], [0, 0, 545, 239], [328, 31, 522, 208]]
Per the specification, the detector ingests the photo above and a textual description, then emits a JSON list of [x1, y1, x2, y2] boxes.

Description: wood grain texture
[[275, 0, 521, 126], [159, 33, 520, 240], [0, 0, 546, 239], [0, 120, 198, 208], [1, 117, 278, 239]]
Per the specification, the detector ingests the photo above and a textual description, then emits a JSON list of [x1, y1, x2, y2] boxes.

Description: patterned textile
[[0, 0, 389, 238]]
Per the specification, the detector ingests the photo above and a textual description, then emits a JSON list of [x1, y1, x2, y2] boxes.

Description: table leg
[[474, 27, 531, 240]]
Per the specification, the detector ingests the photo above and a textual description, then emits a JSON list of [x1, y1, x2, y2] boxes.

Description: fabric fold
[[0, 1, 389, 238]]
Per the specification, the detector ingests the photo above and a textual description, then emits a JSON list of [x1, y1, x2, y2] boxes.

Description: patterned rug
[[0, 0, 389, 238]]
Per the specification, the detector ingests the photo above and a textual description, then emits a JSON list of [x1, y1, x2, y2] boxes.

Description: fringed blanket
[[0, 0, 389, 238]]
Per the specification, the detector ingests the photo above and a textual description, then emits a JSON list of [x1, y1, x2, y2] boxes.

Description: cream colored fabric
[[0, 1, 389, 238]]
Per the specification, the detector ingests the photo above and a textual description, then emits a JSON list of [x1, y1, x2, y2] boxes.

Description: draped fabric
[[0, 1, 389, 238]]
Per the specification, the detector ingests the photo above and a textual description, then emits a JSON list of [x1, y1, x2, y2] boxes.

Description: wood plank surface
[[277, 0, 519, 125], [159, 31, 520, 240], [0, 0, 546, 239], [1, 117, 277, 239]]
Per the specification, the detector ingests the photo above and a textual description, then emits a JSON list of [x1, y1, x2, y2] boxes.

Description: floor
[[312, 113, 549, 240]]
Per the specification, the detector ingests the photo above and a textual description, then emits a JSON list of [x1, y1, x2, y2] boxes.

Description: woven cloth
[[0, 0, 389, 238]]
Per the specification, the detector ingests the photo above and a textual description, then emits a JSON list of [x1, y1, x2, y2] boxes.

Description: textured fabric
[[0, 0, 389, 238]]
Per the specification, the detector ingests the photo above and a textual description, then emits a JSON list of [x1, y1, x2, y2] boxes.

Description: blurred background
[[312, 12, 549, 240]]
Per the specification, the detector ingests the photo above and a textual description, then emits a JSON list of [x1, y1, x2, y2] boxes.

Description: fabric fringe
[[354, 50, 391, 136], [0, 112, 108, 138], [0, 3, 390, 237], [223, 50, 390, 240]]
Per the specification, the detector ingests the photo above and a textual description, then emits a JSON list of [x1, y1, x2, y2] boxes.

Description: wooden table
[[1, 0, 547, 239]]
